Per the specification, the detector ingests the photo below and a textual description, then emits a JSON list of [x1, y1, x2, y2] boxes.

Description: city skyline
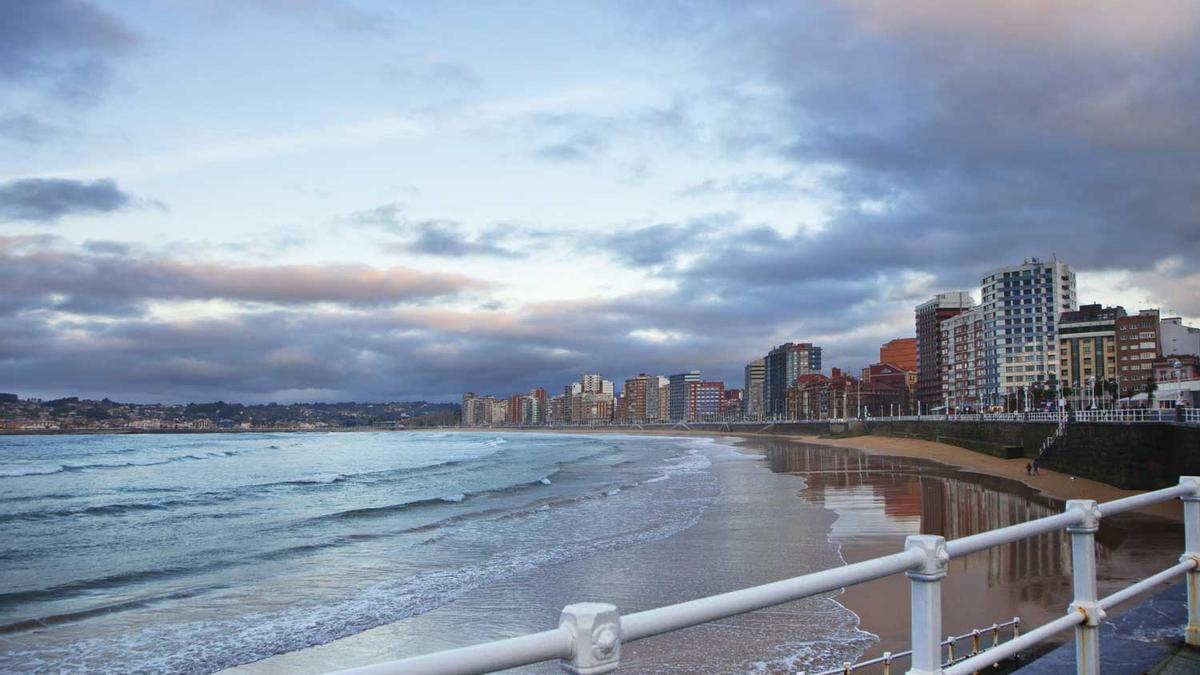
[[3, 1, 1200, 403]]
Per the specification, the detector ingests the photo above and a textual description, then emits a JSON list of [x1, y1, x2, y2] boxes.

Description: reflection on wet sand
[[761, 440, 1183, 666]]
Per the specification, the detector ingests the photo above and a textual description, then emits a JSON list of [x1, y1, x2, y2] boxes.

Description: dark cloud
[[601, 214, 733, 266], [677, 1, 1200, 278], [0, 237, 483, 316], [0, 178, 132, 222], [0, 0, 137, 103], [0, 113, 61, 144]]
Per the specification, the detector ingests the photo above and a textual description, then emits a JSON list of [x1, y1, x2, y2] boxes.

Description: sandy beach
[[495, 427, 1187, 668], [739, 433, 1185, 668]]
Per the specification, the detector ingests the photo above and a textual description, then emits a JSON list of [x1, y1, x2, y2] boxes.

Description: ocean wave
[[0, 451, 244, 478], [0, 464, 66, 478], [0, 495, 238, 524], [0, 464, 720, 675], [311, 474, 557, 523]]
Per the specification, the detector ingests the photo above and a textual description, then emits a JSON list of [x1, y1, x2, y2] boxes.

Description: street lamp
[[1087, 376, 1096, 410], [1174, 359, 1186, 408]]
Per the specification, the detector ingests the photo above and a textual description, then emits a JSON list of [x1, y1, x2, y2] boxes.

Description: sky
[[2, 0, 1199, 404]]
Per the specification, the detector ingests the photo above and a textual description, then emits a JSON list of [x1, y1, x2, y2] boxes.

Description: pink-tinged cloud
[[0, 240, 483, 309], [841, 0, 1200, 54]]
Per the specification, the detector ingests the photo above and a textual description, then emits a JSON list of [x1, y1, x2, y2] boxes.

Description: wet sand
[[747, 436, 1185, 670]]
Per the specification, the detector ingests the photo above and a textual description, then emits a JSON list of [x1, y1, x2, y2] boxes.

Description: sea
[[0, 432, 874, 674]]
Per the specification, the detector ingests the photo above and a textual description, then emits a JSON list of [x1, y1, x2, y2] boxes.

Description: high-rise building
[[763, 343, 821, 417], [461, 393, 478, 426], [723, 388, 744, 417], [657, 378, 670, 421], [915, 292, 975, 408], [980, 258, 1076, 407], [743, 359, 765, 419], [1057, 304, 1124, 408], [685, 380, 724, 421], [668, 371, 700, 421], [548, 394, 566, 423], [879, 338, 918, 373], [621, 374, 661, 422], [1161, 317, 1200, 357], [942, 307, 984, 410], [1116, 309, 1161, 394]]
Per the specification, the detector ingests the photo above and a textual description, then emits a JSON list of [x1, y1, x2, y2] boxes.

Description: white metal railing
[[813, 618, 1022, 675], [329, 477, 1200, 675], [468, 409, 1198, 428]]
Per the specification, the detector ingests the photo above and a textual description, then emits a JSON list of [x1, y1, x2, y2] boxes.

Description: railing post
[[1065, 499, 1104, 675], [559, 603, 621, 674], [906, 534, 949, 675], [1181, 477, 1200, 646]]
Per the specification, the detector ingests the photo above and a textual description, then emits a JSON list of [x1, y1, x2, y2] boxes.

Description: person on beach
[[1026, 463, 1032, 476], [1032, 460, 1040, 476]]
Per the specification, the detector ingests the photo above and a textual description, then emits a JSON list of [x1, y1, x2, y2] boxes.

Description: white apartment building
[[1161, 317, 1200, 357], [979, 258, 1077, 407]]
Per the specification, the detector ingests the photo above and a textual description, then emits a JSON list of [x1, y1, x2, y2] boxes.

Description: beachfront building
[[941, 307, 984, 411], [723, 388, 744, 417], [1057, 304, 1124, 409], [763, 342, 821, 417], [548, 394, 566, 423], [1153, 355, 1200, 408], [685, 380, 724, 421], [621, 374, 662, 423], [657, 377, 670, 420], [743, 359, 765, 419], [1117, 309, 1162, 395], [880, 338, 918, 374], [567, 374, 615, 424], [461, 393, 478, 426], [979, 257, 1076, 409], [1161, 317, 1200, 358], [915, 292, 975, 409], [668, 371, 700, 421]]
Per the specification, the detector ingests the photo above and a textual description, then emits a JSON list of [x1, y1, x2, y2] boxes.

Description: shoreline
[[488, 428, 1186, 667], [485, 426, 1182, 520]]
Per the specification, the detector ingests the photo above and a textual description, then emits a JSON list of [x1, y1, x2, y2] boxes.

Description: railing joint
[[1064, 499, 1101, 534], [559, 603, 621, 675], [1068, 601, 1106, 627]]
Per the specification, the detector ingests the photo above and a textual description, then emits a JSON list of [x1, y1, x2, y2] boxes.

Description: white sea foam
[[439, 493, 466, 502], [0, 464, 66, 478]]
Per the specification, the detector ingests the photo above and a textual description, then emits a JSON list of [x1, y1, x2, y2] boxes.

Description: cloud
[[0, 178, 132, 222], [678, 172, 811, 199], [349, 203, 523, 258], [0, 113, 61, 144], [0, 0, 137, 103], [401, 220, 523, 258], [534, 131, 605, 163], [600, 213, 733, 266], [0, 237, 483, 316], [226, 0, 395, 34]]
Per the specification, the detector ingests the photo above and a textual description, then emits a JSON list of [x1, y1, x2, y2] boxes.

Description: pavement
[[1014, 580, 1200, 674]]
